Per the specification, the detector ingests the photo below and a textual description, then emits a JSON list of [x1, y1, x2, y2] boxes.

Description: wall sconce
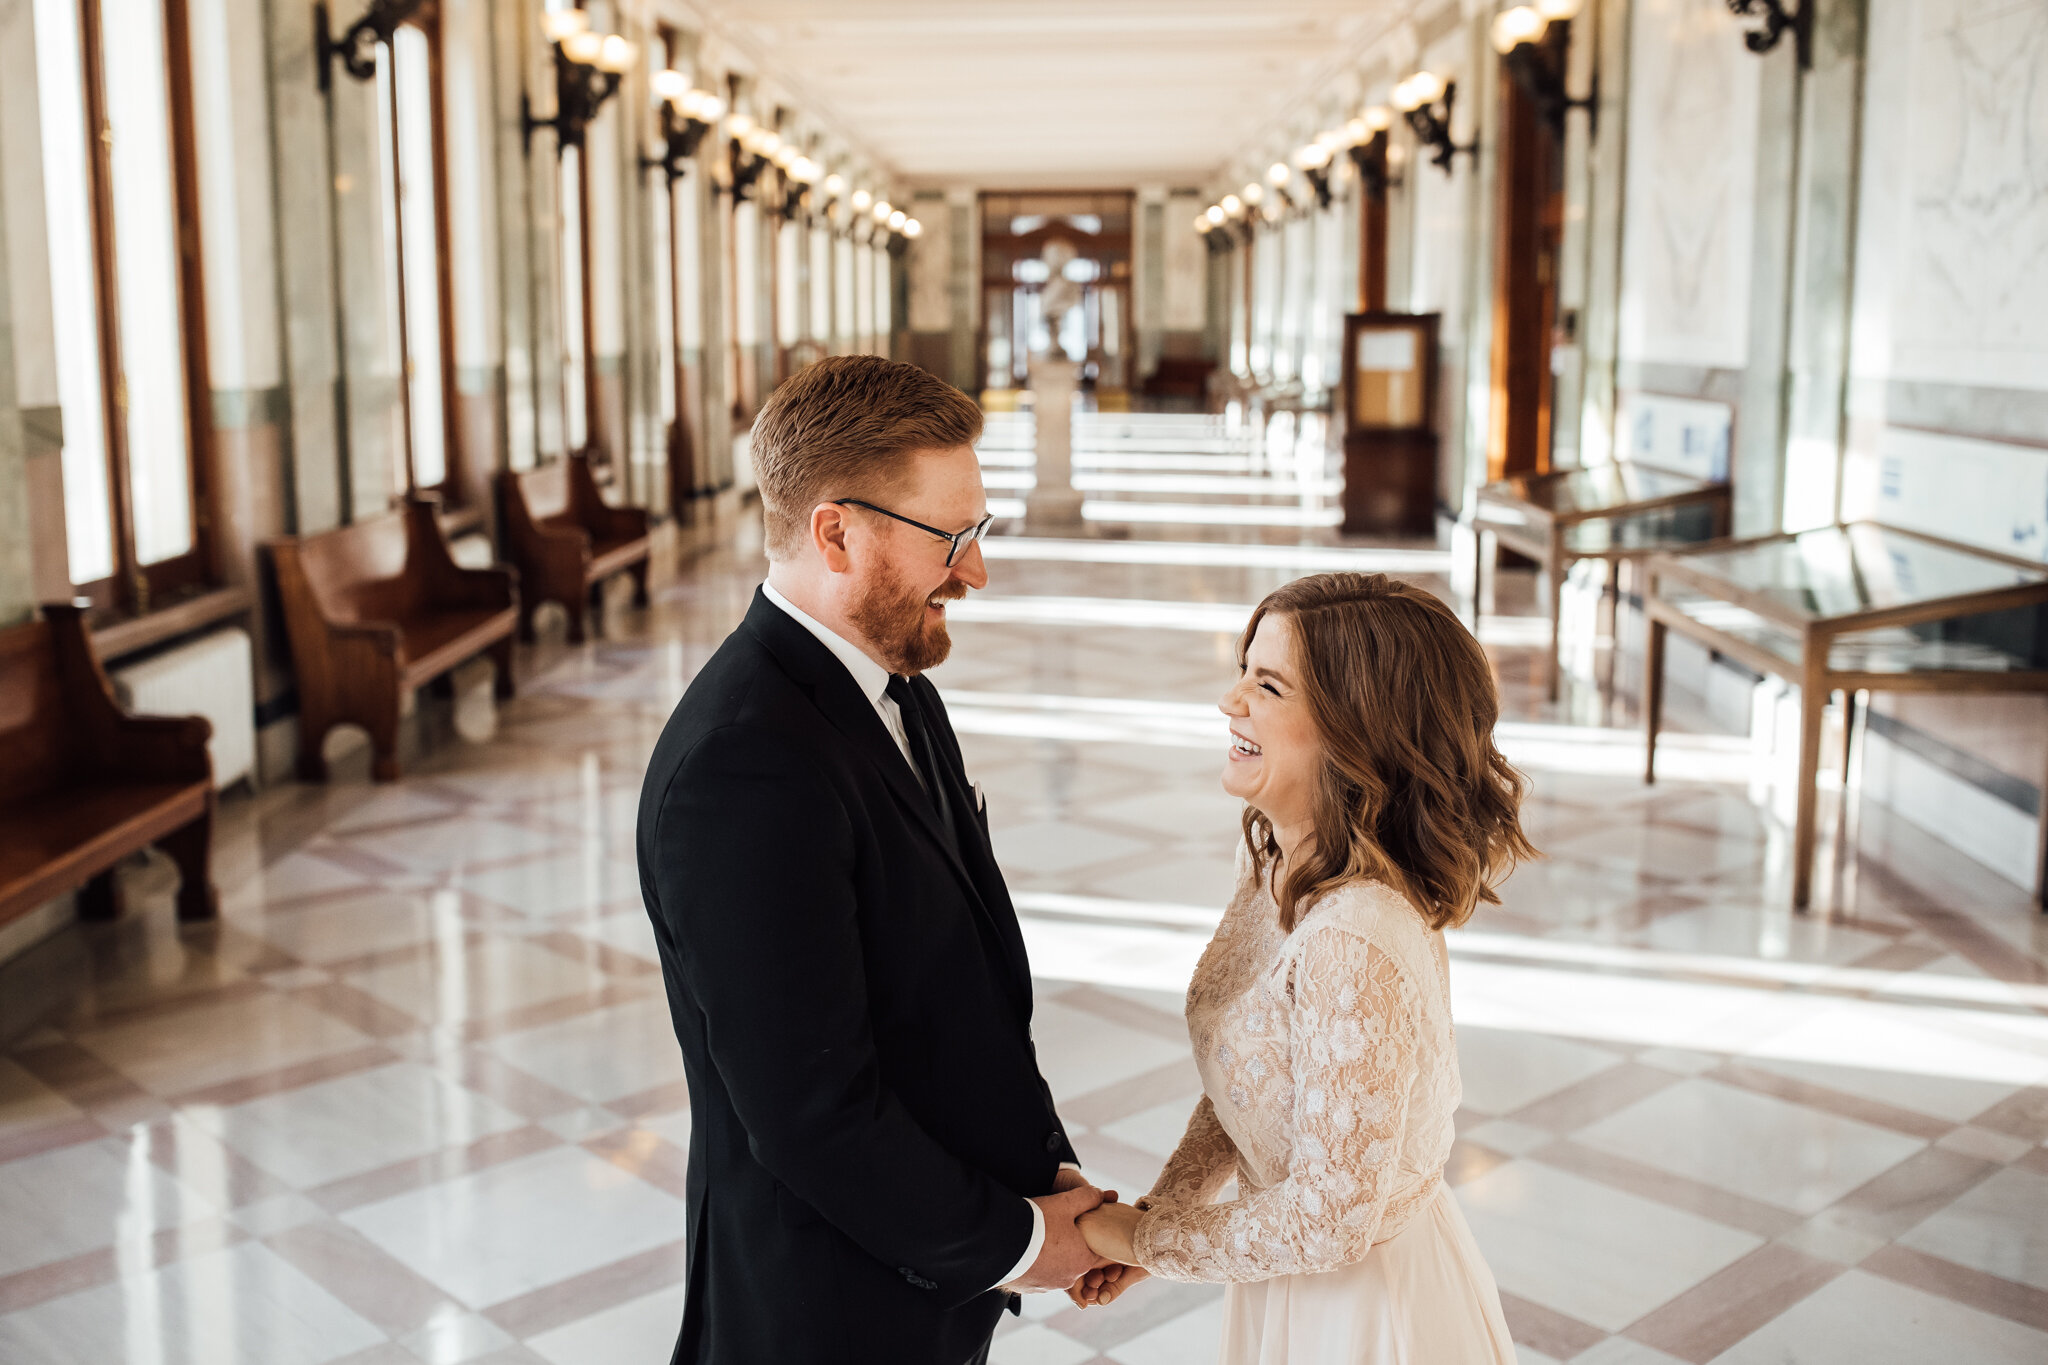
[[778, 155, 821, 220], [643, 70, 724, 181], [1295, 136, 1339, 210], [1392, 71, 1476, 174], [1490, 0, 1598, 138], [724, 118, 777, 200], [315, 0, 427, 90], [1727, 0, 1812, 67], [1345, 106, 1399, 201], [523, 9, 636, 155]]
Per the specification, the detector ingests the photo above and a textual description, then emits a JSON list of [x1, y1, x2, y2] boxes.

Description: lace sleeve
[[1136, 1096, 1239, 1212], [1131, 927, 1422, 1283]]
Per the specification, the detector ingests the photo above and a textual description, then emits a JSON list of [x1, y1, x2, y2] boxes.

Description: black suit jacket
[[636, 588, 1078, 1364]]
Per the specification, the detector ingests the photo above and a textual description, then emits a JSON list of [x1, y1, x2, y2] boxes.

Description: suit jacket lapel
[[743, 592, 1026, 1010], [913, 675, 1033, 1008]]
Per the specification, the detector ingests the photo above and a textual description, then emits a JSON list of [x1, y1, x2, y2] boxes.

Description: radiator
[[111, 627, 255, 791]]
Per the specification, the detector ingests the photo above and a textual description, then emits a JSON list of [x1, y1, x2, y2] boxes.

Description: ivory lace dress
[[1130, 852, 1514, 1364]]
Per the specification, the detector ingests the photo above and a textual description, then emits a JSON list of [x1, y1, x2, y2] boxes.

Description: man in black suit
[[637, 356, 1110, 1364]]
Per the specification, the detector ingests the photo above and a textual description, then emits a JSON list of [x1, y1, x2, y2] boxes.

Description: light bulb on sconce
[[1205, 204, 1227, 225], [901, 217, 922, 239], [1266, 161, 1290, 186], [1490, 5, 1546, 54], [790, 157, 820, 183], [562, 30, 604, 64], [593, 34, 636, 73], [652, 68, 688, 102], [822, 173, 847, 197], [725, 112, 755, 139], [1220, 194, 1244, 217], [1537, 0, 1584, 19], [871, 200, 893, 223], [1241, 182, 1264, 205], [887, 209, 906, 230], [540, 7, 589, 41], [1295, 142, 1332, 170], [850, 188, 873, 211], [1363, 104, 1394, 132]]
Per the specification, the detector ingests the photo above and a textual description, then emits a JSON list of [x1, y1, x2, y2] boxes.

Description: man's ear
[[812, 503, 854, 573]]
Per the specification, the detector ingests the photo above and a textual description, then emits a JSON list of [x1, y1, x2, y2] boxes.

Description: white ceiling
[[684, 1, 1403, 189]]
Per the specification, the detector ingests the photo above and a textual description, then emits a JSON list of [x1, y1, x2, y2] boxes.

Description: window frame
[[380, 1, 463, 504], [59, 0, 218, 616]]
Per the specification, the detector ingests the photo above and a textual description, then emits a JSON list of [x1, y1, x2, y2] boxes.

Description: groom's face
[[844, 445, 990, 675]]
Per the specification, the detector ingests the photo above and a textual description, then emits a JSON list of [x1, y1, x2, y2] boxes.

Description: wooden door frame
[[1486, 38, 1566, 482]]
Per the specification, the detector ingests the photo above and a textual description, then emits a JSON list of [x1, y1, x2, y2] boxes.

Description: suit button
[[1045, 1131, 1062, 1153]]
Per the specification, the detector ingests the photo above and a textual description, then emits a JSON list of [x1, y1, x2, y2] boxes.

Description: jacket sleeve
[[650, 722, 1034, 1305]]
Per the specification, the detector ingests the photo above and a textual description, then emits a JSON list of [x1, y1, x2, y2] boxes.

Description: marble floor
[[2, 413, 2047, 1364]]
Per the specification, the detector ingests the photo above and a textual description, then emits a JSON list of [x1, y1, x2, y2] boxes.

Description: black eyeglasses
[[833, 499, 994, 567]]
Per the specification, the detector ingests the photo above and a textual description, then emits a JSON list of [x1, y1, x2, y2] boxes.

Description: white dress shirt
[[760, 580, 1071, 1290]]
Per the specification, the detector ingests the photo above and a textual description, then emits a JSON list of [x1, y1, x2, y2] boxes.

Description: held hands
[[1069, 1200, 1146, 1309], [1012, 1179, 1116, 1292]]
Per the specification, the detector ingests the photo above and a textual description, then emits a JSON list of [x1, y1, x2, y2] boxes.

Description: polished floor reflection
[[2, 415, 2046, 1364]]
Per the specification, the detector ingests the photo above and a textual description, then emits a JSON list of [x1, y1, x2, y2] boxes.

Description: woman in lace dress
[[1076, 573, 1533, 1363]]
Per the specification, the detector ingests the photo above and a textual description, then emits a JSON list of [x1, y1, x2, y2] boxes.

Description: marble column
[[1734, 37, 1805, 536], [944, 187, 978, 392], [1779, 0, 1867, 531], [268, 0, 345, 530], [1573, 0, 1632, 468], [1135, 186, 1166, 385]]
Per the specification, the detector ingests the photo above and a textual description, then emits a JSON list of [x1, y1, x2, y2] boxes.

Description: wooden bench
[[269, 496, 519, 783], [0, 602, 217, 927], [499, 450, 652, 644]]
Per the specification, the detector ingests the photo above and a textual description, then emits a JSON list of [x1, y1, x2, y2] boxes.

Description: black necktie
[[886, 674, 961, 857]]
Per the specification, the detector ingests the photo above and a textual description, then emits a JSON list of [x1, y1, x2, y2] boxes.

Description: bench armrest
[[109, 713, 215, 785]]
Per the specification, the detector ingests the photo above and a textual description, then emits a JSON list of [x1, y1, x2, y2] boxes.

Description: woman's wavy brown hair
[[1239, 573, 1537, 933]]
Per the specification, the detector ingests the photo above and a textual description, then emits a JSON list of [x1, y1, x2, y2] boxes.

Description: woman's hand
[[1068, 1262, 1150, 1309], [1076, 1200, 1142, 1264]]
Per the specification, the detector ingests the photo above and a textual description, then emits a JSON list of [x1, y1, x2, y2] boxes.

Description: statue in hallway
[[1036, 236, 1083, 358]]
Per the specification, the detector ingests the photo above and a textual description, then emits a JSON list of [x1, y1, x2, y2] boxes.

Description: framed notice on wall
[[1342, 312, 1439, 434]]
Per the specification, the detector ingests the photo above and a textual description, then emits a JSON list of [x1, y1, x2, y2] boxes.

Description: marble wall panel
[[0, 145, 27, 624], [1880, 0, 2048, 391], [0, 0, 56, 412], [267, 0, 343, 533], [188, 0, 282, 394], [1841, 426, 2048, 560], [1617, 0, 1761, 371]]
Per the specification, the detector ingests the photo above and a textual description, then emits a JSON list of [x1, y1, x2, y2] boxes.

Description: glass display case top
[[1674, 524, 2047, 621], [1486, 462, 1719, 516]]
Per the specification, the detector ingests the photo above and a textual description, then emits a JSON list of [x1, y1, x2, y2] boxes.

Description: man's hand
[[1011, 1183, 1112, 1291], [1050, 1167, 1096, 1196]]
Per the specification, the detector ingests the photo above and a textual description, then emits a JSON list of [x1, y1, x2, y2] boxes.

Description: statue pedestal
[[1025, 355, 1086, 533]]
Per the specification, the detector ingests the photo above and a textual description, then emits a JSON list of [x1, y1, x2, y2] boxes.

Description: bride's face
[[1219, 613, 1321, 832]]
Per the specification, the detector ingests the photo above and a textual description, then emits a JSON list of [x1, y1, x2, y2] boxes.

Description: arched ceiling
[[681, 0, 1403, 188]]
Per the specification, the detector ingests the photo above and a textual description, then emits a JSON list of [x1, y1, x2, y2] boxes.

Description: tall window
[[374, 20, 453, 495], [35, 0, 212, 610]]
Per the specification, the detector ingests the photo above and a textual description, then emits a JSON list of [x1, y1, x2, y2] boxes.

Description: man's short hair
[[750, 355, 985, 560]]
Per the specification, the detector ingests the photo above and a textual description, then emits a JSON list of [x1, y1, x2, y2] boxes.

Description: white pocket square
[[973, 780, 987, 812]]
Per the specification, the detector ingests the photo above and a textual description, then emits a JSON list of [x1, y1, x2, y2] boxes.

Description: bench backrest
[[508, 460, 574, 525], [290, 509, 428, 624]]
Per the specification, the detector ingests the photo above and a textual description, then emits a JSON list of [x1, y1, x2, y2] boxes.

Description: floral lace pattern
[[1132, 853, 1459, 1284]]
